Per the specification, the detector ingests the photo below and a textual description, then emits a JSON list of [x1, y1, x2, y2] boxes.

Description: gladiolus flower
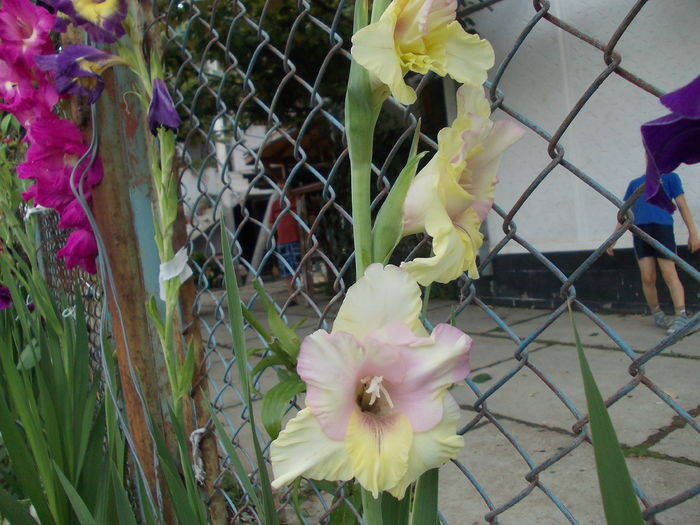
[[642, 75, 700, 212], [271, 264, 472, 498], [351, 0, 494, 104], [148, 78, 181, 135], [56, 227, 98, 274], [35, 45, 125, 104], [0, 0, 55, 65], [0, 59, 58, 126], [44, 0, 126, 43], [400, 85, 524, 285], [0, 284, 12, 311]]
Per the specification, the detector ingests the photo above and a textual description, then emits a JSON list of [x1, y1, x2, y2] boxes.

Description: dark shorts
[[633, 223, 676, 260], [277, 241, 301, 277]]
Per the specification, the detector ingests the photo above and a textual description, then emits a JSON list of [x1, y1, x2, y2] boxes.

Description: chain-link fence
[[33, 0, 699, 522]]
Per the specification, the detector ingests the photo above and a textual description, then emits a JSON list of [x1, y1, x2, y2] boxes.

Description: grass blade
[[569, 307, 643, 525], [221, 232, 280, 525]]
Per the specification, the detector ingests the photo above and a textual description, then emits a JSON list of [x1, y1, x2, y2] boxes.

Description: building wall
[[472, 0, 700, 255], [464, 1, 700, 312]]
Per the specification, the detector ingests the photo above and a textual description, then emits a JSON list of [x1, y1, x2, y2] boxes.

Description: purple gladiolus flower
[[642, 75, 700, 212], [35, 45, 124, 104], [0, 284, 11, 310], [148, 78, 181, 135], [43, 0, 126, 43]]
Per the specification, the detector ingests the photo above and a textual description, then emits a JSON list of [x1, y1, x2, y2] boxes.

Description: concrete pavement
[[197, 279, 700, 524]]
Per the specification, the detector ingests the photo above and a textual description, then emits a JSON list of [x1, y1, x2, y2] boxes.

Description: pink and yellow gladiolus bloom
[[271, 264, 472, 498], [351, 0, 494, 104], [401, 84, 525, 285]]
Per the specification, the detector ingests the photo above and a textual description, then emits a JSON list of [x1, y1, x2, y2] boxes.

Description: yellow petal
[[345, 410, 413, 498], [333, 264, 425, 337], [432, 22, 494, 87], [73, 0, 122, 25], [455, 84, 492, 120], [387, 395, 464, 499], [351, 6, 417, 104], [271, 408, 353, 488]]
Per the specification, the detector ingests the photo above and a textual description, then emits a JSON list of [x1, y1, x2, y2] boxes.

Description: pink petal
[[388, 323, 472, 432]]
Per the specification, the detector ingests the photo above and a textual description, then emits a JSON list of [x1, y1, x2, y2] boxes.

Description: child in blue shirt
[[607, 172, 699, 334]]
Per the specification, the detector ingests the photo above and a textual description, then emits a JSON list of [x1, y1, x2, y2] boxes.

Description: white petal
[[158, 246, 193, 300], [271, 408, 353, 489], [333, 264, 424, 337]]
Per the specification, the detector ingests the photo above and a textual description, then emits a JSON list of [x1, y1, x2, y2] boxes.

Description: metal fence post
[[91, 64, 175, 521]]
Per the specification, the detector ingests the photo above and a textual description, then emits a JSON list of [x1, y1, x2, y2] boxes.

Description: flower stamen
[[361, 376, 394, 409]]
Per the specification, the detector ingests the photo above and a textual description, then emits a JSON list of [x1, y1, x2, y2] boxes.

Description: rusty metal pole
[[91, 64, 175, 522]]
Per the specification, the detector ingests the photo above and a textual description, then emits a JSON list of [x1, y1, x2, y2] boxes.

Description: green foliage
[[161, 0, 353, 133], [569, 307, 643, 525]]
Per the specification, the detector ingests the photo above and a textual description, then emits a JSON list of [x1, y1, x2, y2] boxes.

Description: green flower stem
[[346, 0, 390, 277], [361, 488, 383, 525]]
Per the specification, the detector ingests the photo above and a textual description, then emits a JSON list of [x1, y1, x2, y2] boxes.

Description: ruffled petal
[[660, 74, 700, 118], [386, 395, 464, 499], [333, 264, 424, 338], [466, 119, 525, 220], [345, 410, 413, 498], [271, 408, 353, 488], [433, 22, 494, 87], [351, 5, 416, 104], [455, 84, 491, 120], [402, 156, 441, 234], [401, 208, 478, 285], [387, 323, 471, 432]]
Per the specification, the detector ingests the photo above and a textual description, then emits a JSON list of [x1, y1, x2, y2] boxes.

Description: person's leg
[[658, 258, 686, 315], [637, 257, 659, 309]]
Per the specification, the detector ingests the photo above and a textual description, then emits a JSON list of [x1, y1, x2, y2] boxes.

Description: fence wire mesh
[[156, 0, 699, 523], [31, 0, 699, 523]]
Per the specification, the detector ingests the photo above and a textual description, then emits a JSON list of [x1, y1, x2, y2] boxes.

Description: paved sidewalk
[[198, 280, 700, 524]]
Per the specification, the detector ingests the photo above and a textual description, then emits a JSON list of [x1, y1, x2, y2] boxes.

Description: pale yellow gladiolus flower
[[401, 84, 525, 285], [270, 264, 473, 498], [351, 0, 495, 104]]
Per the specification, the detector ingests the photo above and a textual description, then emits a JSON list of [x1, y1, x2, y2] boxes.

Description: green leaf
[[381, 492, 411, 524], [110, 468, 139, 525], [16, 340, 41, 370], [0, 486, 38, 525], [145, 296, 165, 340], [361, 488, 383, 525], [252, 279, 301, 359], [177, 337, 197, 400], [569, 307, 643, 525], [261, 376, 306, 439], [222, 233, 280, 525], [54, 463, 98, 525], [410, 468, 439, 525], [372, 128, 426, 265], [250, 353, 288, 378]]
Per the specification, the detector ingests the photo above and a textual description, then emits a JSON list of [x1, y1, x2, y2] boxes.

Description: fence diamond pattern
[[39, 0, 697, 523]]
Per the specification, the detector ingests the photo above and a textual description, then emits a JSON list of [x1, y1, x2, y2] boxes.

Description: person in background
[[269, 181, 301, 298], [607, 172, 699, 334]]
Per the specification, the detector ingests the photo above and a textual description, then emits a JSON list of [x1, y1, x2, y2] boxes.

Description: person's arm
[[675, 193, 700, 252], [606, 220, 624, 256]]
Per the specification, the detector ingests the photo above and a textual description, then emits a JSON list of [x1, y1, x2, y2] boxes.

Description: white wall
[[472, 0, 700, 254]]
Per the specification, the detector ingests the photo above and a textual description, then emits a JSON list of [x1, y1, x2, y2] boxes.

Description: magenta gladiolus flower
[[0, 284, 12, 310], [56, 227, 98, 274], [271, 264, 472, 498], [0, 59, 58, 126], [642, 75, 700, 212], [44, 0, 126, 43], [35, 45, 124, 104], [148, 78, 181, 135], [0, 0, 55, 65]]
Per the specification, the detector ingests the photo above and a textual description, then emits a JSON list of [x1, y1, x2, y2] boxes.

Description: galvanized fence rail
[[36, 0, 699, 523]]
